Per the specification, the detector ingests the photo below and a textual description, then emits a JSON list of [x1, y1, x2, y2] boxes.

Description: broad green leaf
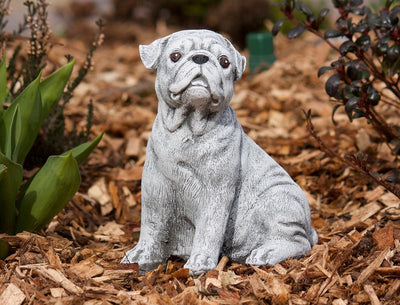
[[0, 74, 42, 164], [4, 104, 21, 159], [15, 132, 102, 213], [40, 60, 74, 121], [16, 152, 81, 233], [0, 151, 23, 235], [0, 53, 6, 117], [0, 163, 10, 258], [10, 105, 23, 162], [62, 131, 104, 165]]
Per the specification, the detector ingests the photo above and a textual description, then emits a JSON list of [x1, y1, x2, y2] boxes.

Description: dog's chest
[[152, 125, 210, 170], [149, 116, 237, 181]]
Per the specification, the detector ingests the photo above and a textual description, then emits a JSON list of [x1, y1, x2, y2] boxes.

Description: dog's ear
[[224, 37, 246, 81], [233, 52, 246, 81], [139, 36, 170, 70]]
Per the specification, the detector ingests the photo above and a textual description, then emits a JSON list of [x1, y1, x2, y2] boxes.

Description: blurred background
[[6, 0, 386, 49], [6, 0, 278, 49]]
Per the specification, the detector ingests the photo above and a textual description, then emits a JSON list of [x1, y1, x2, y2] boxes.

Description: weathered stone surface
[[122, 30, 317, 275]]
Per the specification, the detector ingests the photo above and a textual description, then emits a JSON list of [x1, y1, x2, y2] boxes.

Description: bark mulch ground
[[1, 26, 400, 304]]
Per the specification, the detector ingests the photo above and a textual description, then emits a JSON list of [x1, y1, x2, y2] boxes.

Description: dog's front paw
[[121, 243, 164, 274], [184, 253, 218, 276]]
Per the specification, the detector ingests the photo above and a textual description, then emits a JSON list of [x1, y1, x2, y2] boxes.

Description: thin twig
[[304, 111, 400, 199]]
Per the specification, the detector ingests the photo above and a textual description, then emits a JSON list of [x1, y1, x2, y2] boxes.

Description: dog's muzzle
[[167, 53, 227, 112]]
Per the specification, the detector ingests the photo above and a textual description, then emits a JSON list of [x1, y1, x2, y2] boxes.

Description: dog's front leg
[[122, 157, 174, 273], [184, 189, 234, 276]]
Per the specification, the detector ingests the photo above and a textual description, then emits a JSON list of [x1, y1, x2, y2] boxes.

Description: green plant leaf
[[15, 152, 81, 233], [345, 97, 360, 121], [40, 60, 75, 122], [331, 104, 342, 126], [339, 40, 356, 56], [288, 25, 306, 39], [0, 151, 23, 235], [272, 19, 285, 36], [62, 131, 104, 165], [318, 8, 330, 20], [367, 86, 380, 106], [0, 74, 42, 164], [4, 104, 21, 159], [0, 53, 6, 117], [295, 1, 314, 17], [387, 44, 400, 62], [325, 74, 341, 97], [318, 66, 334, 77]]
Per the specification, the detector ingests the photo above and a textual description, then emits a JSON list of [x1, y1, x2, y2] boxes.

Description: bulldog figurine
[[122, 29, 318, 275]]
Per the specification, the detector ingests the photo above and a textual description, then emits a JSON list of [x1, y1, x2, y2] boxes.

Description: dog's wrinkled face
[[140, 30, 246, 115]]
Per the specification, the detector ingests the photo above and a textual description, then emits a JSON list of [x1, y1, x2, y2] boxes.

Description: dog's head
[[140, 30, 246, 114]]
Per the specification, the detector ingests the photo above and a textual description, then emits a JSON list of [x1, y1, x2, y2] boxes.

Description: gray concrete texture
[[122, 30, 318, 276]]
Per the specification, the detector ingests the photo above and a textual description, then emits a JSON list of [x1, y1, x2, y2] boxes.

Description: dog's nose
[[192, 55, 209, 65]]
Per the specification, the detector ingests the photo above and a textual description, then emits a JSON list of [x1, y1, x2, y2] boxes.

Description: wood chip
[[215, 256, 229, 271], [344, 201, 382, 231], [372, 227, 395, 250], [122, 186, 137, 207], [109, 180, 120, 210], [363, 284, 381, 305], [377, 266, 400, 275], [0, 284, 25, 305], [50, 287, 68, 298], [113, 166, 143, 181], [93, 269, 137, 283], [88, 177, 113, 216], [94, 221, 125, 242], [285, 150, 323, 165], [251, 266, 289, 305], [384, 278, 400, 300], [356, 247, 391, 285], [70, 260, 104, 279], [34, 265, 83, 295], [125, 135, 143, 158], [379, 192, 400, 207], [364, 187, 386, 202], [332, 299, 348, 305], [273, 264, 287, 275]]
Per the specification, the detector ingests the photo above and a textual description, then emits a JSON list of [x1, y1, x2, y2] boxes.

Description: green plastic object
[[246, 32, 276, 74]]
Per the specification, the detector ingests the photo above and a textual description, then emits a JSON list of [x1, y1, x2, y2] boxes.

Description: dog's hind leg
[[243, 187, 315, 266], [245, 238, 312, 266]]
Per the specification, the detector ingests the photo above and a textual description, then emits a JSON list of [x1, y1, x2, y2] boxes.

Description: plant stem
[[305, 112, 400, 199]]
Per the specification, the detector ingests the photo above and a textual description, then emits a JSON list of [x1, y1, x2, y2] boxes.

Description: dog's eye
[[170, 52, 182, 62], [219, 56, 230, 68]]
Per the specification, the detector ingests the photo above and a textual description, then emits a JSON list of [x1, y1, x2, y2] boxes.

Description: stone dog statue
[[122, 29, 318, 275]]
